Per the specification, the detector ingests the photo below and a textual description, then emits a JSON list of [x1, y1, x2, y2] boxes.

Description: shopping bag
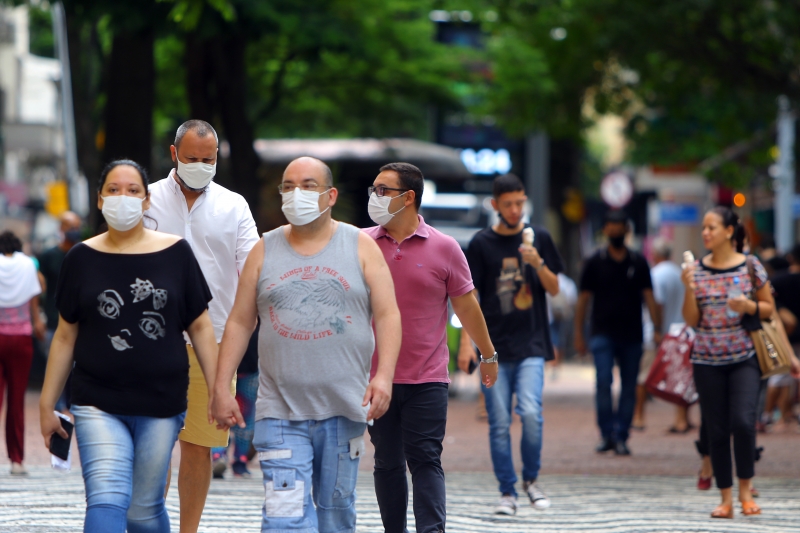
[[645, 326, 699, 407]]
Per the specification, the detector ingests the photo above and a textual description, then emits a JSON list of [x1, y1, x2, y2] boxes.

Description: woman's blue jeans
[[72, 404, 185, 533], [481, 357, 545, 497]]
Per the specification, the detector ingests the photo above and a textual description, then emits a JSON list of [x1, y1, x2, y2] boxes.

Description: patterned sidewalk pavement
[[1, 467, 799, 532]]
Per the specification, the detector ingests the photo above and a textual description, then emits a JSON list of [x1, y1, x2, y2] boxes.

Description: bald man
[[38, 212, 82, 410], [212, 157, 401, 533]]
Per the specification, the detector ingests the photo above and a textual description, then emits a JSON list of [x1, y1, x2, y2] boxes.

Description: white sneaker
[[10, 462, 28, 476], [494, 494, 517, 515], [523, 480, 550, 509]]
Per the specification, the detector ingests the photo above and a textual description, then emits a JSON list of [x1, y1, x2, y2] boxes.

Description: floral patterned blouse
[[691, 256, 768, 366]]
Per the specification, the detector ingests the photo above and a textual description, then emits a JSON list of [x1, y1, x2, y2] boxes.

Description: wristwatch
[[480, 352, 498, 364], [535, 259, 546, 272]]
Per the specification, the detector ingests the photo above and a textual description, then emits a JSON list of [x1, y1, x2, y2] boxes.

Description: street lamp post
[[775, 96, 796, 253]]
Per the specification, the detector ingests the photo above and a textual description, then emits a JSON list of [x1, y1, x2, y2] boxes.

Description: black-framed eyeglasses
[[368, 185, 409, 197], [278, 182, 331, 193]]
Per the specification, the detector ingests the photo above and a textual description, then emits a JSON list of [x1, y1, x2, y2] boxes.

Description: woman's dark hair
[[0, 230, 23, 255], [710, 206, 746, 253], [97, 159, 150, 193]]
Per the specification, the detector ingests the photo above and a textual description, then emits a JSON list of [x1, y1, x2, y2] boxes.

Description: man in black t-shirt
[[461, 174, 564, 516], [575, 210, 660, 456]]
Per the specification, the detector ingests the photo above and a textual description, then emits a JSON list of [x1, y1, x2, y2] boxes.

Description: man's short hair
[[603, 209, 628, 226], [492, 174, 525, 199], [652, 237, 672, 260], [380, 162, 424, 209], [175, 120, 218, 149]]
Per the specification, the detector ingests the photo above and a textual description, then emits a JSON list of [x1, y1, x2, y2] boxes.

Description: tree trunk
[[209, 35, 262, 227], [102, 29, 155, 173], [64, 6, 103, 228]]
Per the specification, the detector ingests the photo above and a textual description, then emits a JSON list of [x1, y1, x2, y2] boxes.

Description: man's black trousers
[[368, 383, 448, 533]]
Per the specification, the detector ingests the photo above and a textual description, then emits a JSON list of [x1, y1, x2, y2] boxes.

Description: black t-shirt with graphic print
[[55, 240, 212, 418], [466, 225, 565, 362]]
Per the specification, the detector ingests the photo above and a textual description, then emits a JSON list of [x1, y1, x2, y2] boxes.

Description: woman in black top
[[39, 160, 218, 533]]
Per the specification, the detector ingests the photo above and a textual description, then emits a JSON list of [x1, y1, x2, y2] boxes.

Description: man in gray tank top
[[212, 157, 402, 533]]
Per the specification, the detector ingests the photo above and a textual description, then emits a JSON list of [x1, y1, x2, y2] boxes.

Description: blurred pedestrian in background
[[546, 272, 577, 379], [364, 162, 497, 533], [38, 211, 83, 412], [212, 157, 401, 533], [765, 243, 800, 432], [145, 119, 259, 532], [681, 206, 776, 518], [212, 322, 260, 479], [0, 230, 44, 476], [39, 160, 218, 533], [575, 210, 660, 456], [632, 237, 687, 432], [463, 174, 564, 515]]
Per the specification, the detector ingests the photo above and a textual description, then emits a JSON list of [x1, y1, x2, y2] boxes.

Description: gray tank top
[[255, 222, 373, 422]]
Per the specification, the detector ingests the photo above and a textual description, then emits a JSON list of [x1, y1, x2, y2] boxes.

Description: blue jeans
[[71, 405, 185, 533], [482, 357, 545, 497], [253, 416, 367, 533], [590, 335, 643, 443]]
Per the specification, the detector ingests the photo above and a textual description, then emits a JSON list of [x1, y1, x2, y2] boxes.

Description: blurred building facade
[[0, 4, 67, 249]]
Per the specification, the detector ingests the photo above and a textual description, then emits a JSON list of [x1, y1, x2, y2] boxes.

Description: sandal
[[741, 500, 761, 516], [697, 471, 712, 491], [711, 503, 734, 519]]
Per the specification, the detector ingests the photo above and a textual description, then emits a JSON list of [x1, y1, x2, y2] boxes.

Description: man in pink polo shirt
[[363, 162, 497, 533]]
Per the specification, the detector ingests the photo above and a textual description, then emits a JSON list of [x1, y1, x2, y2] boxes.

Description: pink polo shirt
[[364, 216, 474, 384]]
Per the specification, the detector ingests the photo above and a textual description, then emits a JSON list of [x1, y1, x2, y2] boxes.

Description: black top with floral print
[[56, 240, 211, 417]]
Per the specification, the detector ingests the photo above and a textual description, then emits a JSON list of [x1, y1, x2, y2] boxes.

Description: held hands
[[363, 374, 392, 423], [40, 409, 69, 450], [519, 244, 543, 269], [211, 389, 245, 430], [727, 295, 752, 315]]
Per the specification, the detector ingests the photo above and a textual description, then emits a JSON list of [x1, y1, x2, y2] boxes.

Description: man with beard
[[574, 209, 661, 456], [462, 174, 563, 516], [145, 120, 259, 532]]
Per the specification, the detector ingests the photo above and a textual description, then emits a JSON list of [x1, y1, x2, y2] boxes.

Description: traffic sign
[[600, 172, 633, 208]]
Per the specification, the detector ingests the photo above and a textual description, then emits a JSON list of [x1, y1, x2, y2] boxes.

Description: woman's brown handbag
[[745, 257, 793, 379]]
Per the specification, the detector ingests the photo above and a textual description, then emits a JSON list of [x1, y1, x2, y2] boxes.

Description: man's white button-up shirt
[[146, 171, 259, 342]]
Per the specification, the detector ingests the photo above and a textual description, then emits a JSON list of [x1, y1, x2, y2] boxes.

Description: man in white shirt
[[145, 120, 259, 532]]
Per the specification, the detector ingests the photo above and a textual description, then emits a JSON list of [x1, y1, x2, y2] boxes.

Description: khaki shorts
[[179, 345, 236, 448], [637, 347, 657, 385]]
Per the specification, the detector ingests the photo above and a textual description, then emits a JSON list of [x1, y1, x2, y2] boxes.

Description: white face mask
[[368, 191, 407, 227], [101, 195, 144, 231], [281, 188, 330, 226], [176, 159, 216, 190]]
